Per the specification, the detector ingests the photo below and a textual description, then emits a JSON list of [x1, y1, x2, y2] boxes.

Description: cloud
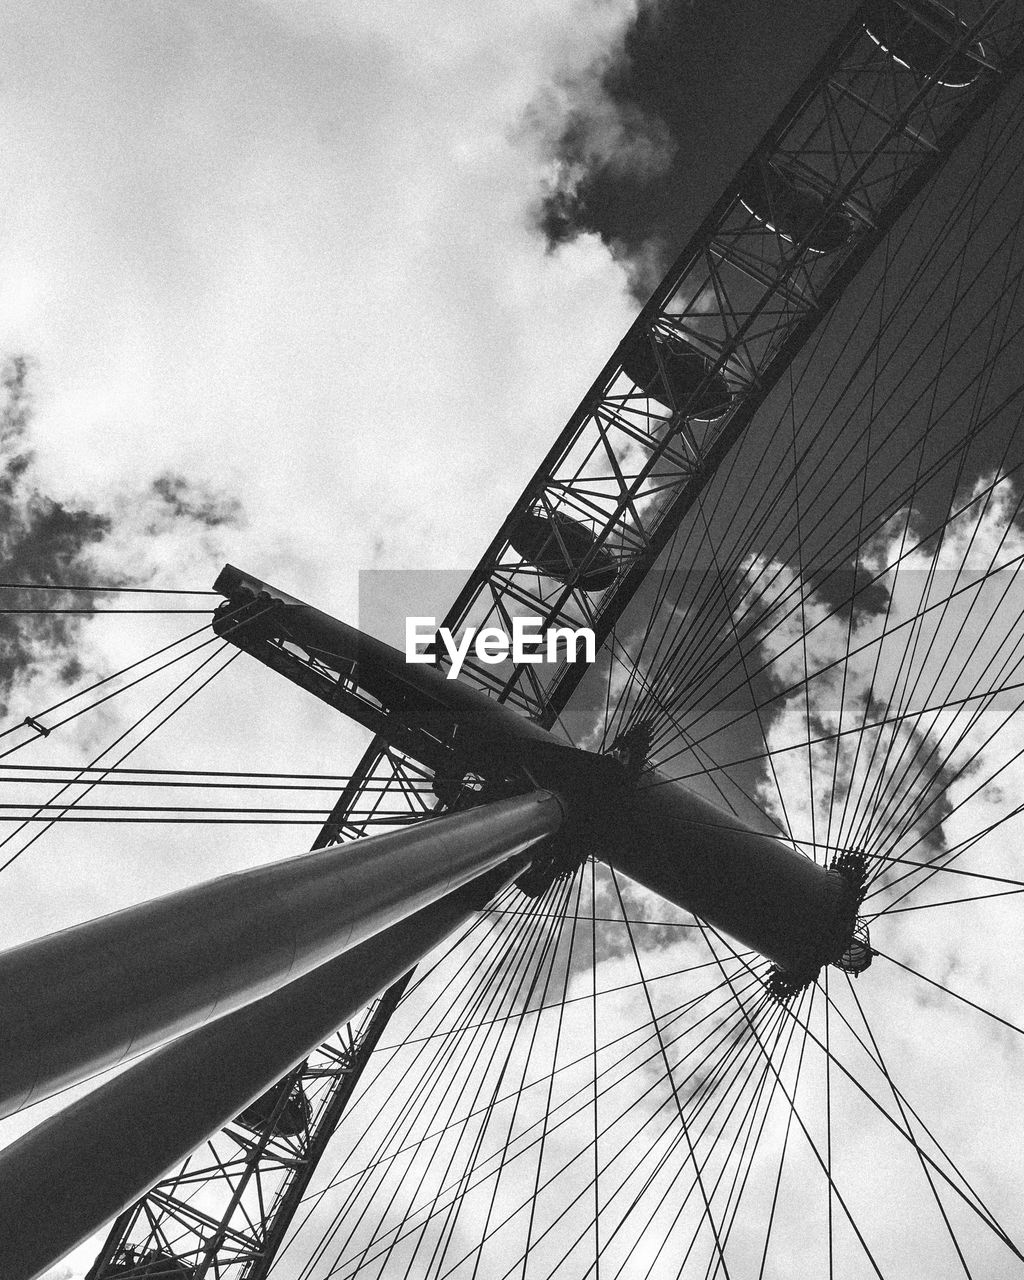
[[526, 0, 861, 298], [743, 472, 1024, 894], [0, 356, 120, 715], [0, 355, 251, 726], [526, 2, 680, 299], [149, 473, 242, 530], [0, 12, 647, 1251], [528, 68, 677, 241], [1, 0, 641, 620], [10, 4, 1015, 1275]]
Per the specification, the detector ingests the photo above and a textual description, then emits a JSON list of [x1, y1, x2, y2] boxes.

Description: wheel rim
[[268, 71, 1024, 1280]]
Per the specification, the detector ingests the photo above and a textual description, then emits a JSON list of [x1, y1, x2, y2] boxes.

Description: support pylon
[[0, 788, 565, 1119], [0, 862, 529, 1280]]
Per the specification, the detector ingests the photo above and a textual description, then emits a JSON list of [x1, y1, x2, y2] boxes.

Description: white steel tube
[[0, 789, 565, 1119], [0, 862, 526, 1280]]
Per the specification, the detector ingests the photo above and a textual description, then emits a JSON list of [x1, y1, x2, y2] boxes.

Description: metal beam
[[0, 788, 565, 1119], [212, 571, 856, 979], [211, 563, 555, 778], [616, 772, 853, 981], [0, 862, 528, 1280]]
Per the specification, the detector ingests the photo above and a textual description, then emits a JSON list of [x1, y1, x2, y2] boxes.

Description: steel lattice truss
[[88, 3, 1024, 1277], [441, 0, 1023, 723]]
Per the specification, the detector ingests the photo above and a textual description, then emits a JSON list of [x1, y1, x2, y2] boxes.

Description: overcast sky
[[3, 2, 1023, 1277]]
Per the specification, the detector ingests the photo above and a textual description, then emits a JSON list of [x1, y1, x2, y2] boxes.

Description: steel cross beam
[[208, 568, 864, 982], [84, 5, 1024, 1279]]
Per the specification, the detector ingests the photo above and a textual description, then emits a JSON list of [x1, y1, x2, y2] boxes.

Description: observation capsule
[[235, 1076, 311, 1137], [509, 510, 617, 592], [739, 163, 853, 253], [623, 334, 732, 421], [864, 0, 984, 87]]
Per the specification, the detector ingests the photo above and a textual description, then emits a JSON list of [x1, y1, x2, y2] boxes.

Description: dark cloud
[[0, 357, 120, 715], [529, 0, 859, 298], [0, 357, 245, 721], [150, 472, 242, 530]]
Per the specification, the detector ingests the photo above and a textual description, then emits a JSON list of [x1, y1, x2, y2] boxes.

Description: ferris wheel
[[2, 2, 1024, 1277]]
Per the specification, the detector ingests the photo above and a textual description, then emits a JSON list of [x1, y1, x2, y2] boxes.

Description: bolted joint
[[510, 743, 632, 897]]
